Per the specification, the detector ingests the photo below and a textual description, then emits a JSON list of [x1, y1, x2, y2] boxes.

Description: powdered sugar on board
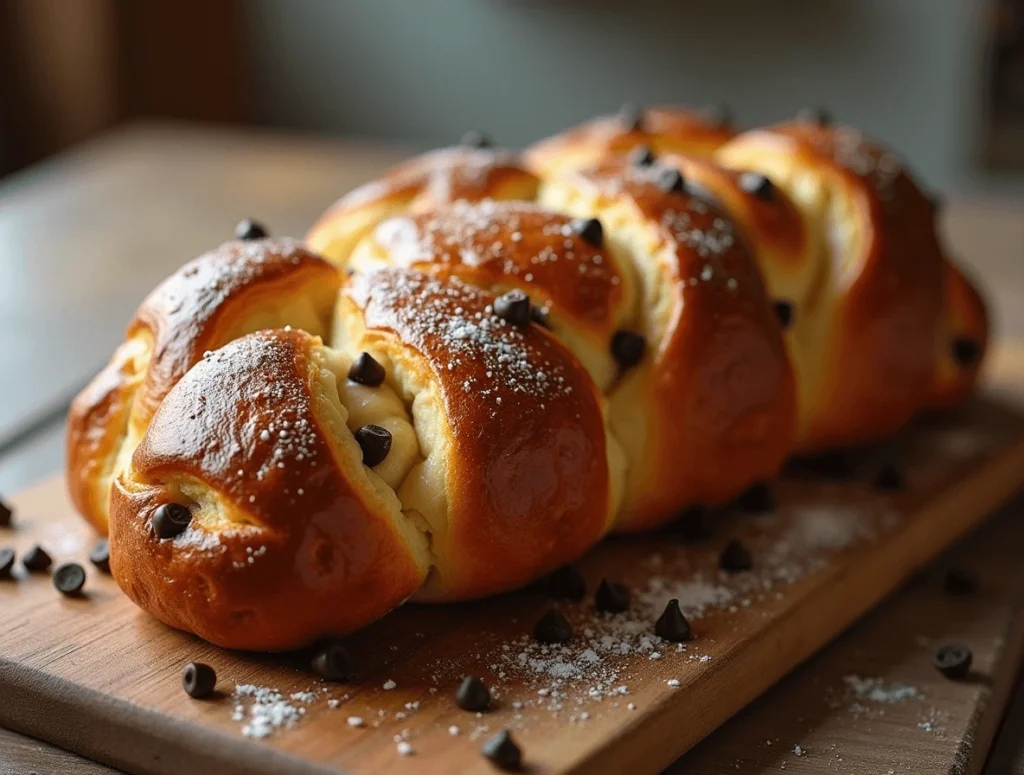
[[222, 484, 903, 745]]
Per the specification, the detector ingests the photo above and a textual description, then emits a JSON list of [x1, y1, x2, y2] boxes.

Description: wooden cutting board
[[3, 347, 1024, 775]]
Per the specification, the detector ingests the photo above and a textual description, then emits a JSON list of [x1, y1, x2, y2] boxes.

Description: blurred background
[[2, 0, 1024, 192]]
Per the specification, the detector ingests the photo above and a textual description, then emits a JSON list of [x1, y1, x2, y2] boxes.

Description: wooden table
[[1, 122, 1022, 774]]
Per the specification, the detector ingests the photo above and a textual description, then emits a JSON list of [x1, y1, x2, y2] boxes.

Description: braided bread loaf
[[68, 107, 988, 650]]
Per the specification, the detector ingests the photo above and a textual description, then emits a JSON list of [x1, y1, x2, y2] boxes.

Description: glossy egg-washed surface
[[66, 239, 339, 533], [524, 106, 736, 179], [306, 146, 540, 265], [110, 329, 427, 651], [719, 122, 946, 449], [564, 165, 797, 527], [344, 268, 611, 599], [368, 200, 631, 337]]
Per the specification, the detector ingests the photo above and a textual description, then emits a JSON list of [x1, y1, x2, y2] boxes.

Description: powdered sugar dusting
[[233, 684, 318, 739]]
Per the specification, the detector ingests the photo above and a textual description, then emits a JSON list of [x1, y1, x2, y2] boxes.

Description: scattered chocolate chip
[[629, 144, 656, 167], [933, 643, 972, 679], [773, 300, 794, 330], [670, 506, 715, 542], [481, 729, 522, 771], [460, 130, 493, 149], [611, 330, 645, 369], [53, 562, 85, 596], [311, 641, 353, 682], [720, 539, 753, 572], [534, 609, 573, 644], [737, 482, 775, 513], [951, 337, 981, 368], [234, 219, 267, 241], [619, 103, 644, 132], [572, 217, 604, 247], [544, 564, 586, 601], [493, 289, 532, 327], [456, 675, 491, 711], [21, 545, 52, 573], [152, 503, 192, 539], [530, 305, 551, 329], [595, 579, 630, 614], [655, 598, 692, 642], [739, 172, 775, 200], [793, 451, 855, 480], [797, 107, 831, 126], [90, 539, 111, 574], [944, 567, 977, 596], [182, 662, 217, 698], [874, 462, 905, 492], [656, 167, 685, 194], [355, 424, 392, 468], [0, 548, 15, 578], [0, 498, 11, 527], [348, 352, 386, 387]]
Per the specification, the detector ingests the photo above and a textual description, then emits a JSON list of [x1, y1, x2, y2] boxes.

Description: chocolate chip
[[611, 330, 645, 369], [773, 300, 794, 330], [656, 167, 685, 194], [874, 462, 905, 493], [572, 217, 604, 247], [595, 579, 630, 614], [544, 564, 586, 601], [311, 641, 353, 682], [655, 599, 692, 642], [234, 219, 268, 241], [481, 729, 522, 771], [355, 424, 392, 468], [0, 548, 15, 578], [737, 482, 775, 513], [619, 103, 644, 132], [460, 130, 492, 149], [152, 503, 192, 539], [493, 289, 532, 327], [944, 567, 977, 596], [348, 352, 386, 387], [534, 609, 573, 644], [21, 545, 52, 573], [182, 662, 217, 698], [629, 144, 656, 167], [720, 540, 753, 572], [933, 643, 972, 680], [530, 305, 551, 330], [952, 337, 981, 368], [53, 562, 85, 596], [90, 539, 111, 574], [670, 506, 715, 542], [0, 498, 11, 527], [739, 172, 775, 200], [797, 107, 831, 126], [456, 675, 491, 711]]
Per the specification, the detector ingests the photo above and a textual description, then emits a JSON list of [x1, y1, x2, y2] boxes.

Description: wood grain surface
[[1, 347, 1024, 775]]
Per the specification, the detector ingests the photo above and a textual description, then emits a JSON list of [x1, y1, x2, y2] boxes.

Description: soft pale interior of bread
[[539, 178, 680, 523], [716, 141, 860, 447]]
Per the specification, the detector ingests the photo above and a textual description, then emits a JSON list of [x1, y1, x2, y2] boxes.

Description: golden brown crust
[[717, 122, 947, 449], [110, 329, 426, 651], [66, 239, 340, 533], [524, 106, 735, 180], [367, 200, 631, 341], [554, 165, 797, 528], [344, 268, 611, 598], [306, 147, 540, 265]]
